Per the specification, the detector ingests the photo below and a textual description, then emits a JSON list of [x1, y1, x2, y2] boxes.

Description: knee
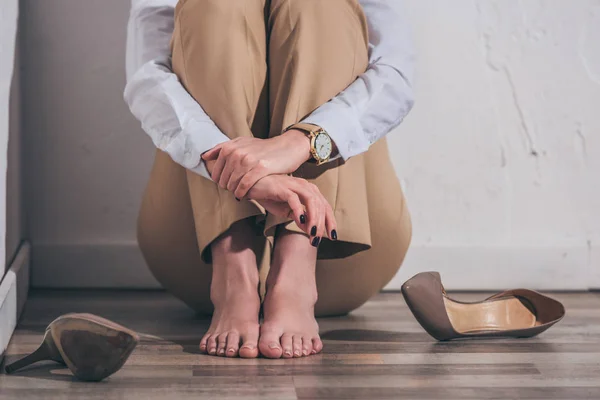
[[272, 0, 357, 27], [177, 0, 247, 23]]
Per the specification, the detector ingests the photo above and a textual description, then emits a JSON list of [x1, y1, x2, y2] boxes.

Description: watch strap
[[284, 123, 330, 165], [285, 123, 322, 135]]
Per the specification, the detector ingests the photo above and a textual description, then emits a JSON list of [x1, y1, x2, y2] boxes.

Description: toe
[[225, 332, 240, 358], [258, 329, 283, 359], [239, 331, 259, 359], [207, 335, 218, 356], [217, 333, 228, 357], [302, 337, 313, 356], [312, 337, 323, 354], [199, 333, 210, 353], [281, 333, 294, 359], [292, 335, 303, 358]]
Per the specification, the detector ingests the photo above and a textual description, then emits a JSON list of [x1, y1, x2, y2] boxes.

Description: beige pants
[[137, 0, 412, 317]]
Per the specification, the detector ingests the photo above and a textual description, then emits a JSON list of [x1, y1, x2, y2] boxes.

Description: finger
[[218, 154, 238, 189], [314, 199, 326, 247], [286, 191, 310, 235], [211, 151, 228, 183], [324, 201, 337, 240], [226, 167, 246, 193], [306, 183, 326, 245], [234, 167, 267, 199], [202, 144, 223, 161], [306, 193, 320, 243], [290, 181, 320, 241]]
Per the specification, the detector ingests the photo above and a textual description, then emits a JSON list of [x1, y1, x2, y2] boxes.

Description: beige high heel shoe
[[402, 272, 565, 341], [5, 313, 139, 381]]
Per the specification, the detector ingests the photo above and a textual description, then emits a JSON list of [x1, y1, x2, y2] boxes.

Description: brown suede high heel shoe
[[5, 313, 139, 381], [402, 272, 565, 341]]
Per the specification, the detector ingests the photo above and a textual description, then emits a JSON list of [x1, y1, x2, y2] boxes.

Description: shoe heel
[[5, 341, 52, 374]]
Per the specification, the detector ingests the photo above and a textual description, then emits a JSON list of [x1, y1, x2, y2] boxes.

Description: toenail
[[294, 351, 301, 356], [284, 350, 292, 356], [218, 349, 225, 355], [303, 349, 309, 356], [209, 348, 216, 353], [311, 350, 316, 354], [227, 348, 235, 353], [269, 343, 280, 349], [242, 345, 255, 350]]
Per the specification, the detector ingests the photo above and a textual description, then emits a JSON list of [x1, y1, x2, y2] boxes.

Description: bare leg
[[259, 229, 323, 358], [199, 219, 262, 359], [256, 0, 372, 358]]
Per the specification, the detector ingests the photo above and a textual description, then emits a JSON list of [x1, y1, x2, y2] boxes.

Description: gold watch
[[284, 123, 333, 166]]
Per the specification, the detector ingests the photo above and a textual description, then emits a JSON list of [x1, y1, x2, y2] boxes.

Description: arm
[[123, 0, 335, 240], [302, 0, 415, 160], [206, 0, 415, 197], [124, 0, 229, 180]]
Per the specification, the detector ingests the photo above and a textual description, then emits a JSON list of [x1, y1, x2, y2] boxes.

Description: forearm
[[302, 0, 415, 161], [125, 0, 230, 180]]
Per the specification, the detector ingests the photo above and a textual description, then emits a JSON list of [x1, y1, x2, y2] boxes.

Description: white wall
[[0, 0, 23, 361], [1, 0, 20, 277], [21, 0, 600, 289], [7, 45, 23, 270]]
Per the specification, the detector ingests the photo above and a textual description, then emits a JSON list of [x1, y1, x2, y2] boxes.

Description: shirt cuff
[[302, 102, 370, 161], [184, 121, 230, 181]]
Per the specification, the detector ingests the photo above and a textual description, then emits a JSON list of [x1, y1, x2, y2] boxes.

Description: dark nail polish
[[300, 214, 306, 224], [331, 230, 338, 240], [312, 237, 320, 247], [235, 197, 240, 202], [311, 226, 317, 236]]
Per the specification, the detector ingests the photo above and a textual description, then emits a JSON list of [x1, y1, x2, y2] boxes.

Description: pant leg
[[138, 150, 213, 314], [314, 146, 412, 317], [266, 0, 412, 316], [138, 0, 271, 313], [170, 0, 270, 262], [265, 0, 372, 257]]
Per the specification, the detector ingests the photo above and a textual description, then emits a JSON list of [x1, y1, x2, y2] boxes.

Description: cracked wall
[[391, 0, 600, 257]]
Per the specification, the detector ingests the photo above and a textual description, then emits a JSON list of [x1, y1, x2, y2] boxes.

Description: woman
[[125, 0, 414, 359]]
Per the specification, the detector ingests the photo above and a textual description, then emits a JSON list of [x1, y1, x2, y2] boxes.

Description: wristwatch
[[284, 123, 333, 165]]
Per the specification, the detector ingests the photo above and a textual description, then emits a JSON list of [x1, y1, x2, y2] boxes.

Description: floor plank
[[1, 290, 598, 399]]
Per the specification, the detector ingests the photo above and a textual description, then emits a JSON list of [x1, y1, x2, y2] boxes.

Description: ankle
[[265, 275, 318, 306], [210, 260, 259, 306]]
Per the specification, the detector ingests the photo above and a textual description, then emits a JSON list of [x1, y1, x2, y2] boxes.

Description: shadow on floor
[[321, 329, 427, 342]]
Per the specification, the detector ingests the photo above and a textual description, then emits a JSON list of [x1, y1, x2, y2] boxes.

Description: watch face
[[314, 133, 332, 160]]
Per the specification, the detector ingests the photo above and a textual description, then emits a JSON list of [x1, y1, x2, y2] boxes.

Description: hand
[[247, 175, 337, 243], [201, 130, 311, 199]]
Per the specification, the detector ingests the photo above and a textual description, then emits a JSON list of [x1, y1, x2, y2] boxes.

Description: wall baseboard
[[31, 242, 596, 290], [0, 242, 30, 363], [386, 243, 594, 291], [32, 243, 160, 289]]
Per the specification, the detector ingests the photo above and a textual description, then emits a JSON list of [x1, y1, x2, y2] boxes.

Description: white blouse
[[124, 0, 415, 179]]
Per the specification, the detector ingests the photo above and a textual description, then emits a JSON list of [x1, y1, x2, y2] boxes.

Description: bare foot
[[259, 230, 323, 359], [199, 220, 261, 358]]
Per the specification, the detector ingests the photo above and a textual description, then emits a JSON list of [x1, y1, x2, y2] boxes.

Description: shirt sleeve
[[302, 0, 415, 161], [124, 0, 228, 179]]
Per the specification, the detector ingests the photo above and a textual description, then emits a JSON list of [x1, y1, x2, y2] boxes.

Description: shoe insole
[[443, 296, 538, 334]]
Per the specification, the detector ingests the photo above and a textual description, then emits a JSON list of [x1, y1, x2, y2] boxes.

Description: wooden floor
[[1, 290, 599, 399]]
